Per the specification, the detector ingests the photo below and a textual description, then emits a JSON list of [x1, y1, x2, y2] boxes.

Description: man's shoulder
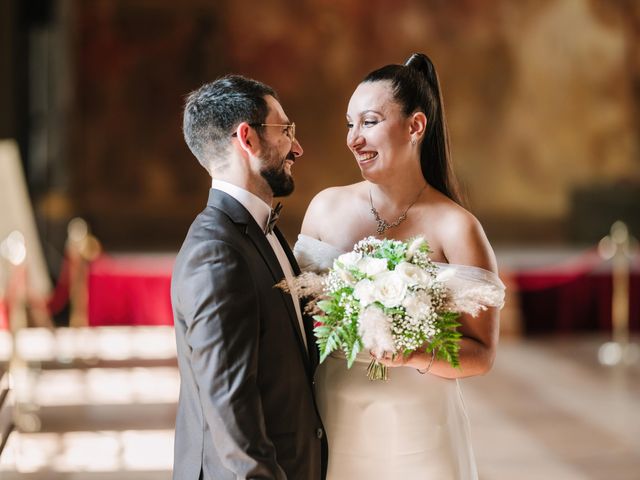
[[176, 207, 245, 262]]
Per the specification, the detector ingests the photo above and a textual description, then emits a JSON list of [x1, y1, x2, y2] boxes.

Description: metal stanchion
[[0, 231, 42, 441], [597, 221, 639, 366], [66, 218, 101, 328]]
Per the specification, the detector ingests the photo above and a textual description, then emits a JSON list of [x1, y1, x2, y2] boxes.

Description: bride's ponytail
[[362, 53, 462, 205]]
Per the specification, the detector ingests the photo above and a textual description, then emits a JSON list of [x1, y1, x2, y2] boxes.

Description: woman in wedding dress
[[294, 53, 504, 479]]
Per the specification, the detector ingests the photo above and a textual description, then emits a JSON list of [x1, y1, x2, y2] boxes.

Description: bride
[[294, 53, 504, 479]]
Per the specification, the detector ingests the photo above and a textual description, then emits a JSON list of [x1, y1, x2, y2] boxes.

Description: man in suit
[[171, 75, 326, 480]]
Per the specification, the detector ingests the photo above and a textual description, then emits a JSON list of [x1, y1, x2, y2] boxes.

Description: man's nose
[[291, 138, 303, 157]]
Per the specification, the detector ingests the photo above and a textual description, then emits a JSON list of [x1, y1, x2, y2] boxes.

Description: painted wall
[[27, 0, 640, 249]]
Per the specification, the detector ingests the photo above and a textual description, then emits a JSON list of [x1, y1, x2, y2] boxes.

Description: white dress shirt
[[211, 179, 308, 352]]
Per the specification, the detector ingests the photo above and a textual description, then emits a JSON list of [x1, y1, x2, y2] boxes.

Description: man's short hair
[[183, 75, 276, 172]]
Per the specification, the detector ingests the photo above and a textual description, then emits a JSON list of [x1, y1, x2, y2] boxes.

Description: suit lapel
[[275, 228, 301, 276], [246, 222, 311, 369], [208, 190, 311, 374], [273, 227, 319, 373]]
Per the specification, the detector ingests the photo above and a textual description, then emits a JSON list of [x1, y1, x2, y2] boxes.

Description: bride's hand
[[370, 351, 416, 369]]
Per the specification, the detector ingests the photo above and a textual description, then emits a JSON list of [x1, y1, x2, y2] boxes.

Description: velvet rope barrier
[[507, 229, 640, 334], [512, 247, 607, 291], [45, 219, 101, 326], [0, 298, 7, 331], [45, 254, 71, 317]]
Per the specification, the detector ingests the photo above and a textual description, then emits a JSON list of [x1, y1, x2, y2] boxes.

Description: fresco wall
[[60, 0, 639, 249]]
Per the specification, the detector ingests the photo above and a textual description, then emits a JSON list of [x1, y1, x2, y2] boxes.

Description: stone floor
[[465, 336, 640, 480], [0, 328, 638, 479]]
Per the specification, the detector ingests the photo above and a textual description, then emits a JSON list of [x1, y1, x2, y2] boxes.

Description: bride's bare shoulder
[[432, 197, 497, 272], [301, 183, 366, 238], [311, 182, 365, 206]]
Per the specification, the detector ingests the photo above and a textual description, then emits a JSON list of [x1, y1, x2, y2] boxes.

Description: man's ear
[[234, 122, 259, 156], [409, 111, 427, 138]]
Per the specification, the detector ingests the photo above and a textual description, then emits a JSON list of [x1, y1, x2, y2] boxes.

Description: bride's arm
[[379, 209, 501, 379]]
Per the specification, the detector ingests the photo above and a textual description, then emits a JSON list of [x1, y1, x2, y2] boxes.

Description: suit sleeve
[[175, 239, 287, 480]]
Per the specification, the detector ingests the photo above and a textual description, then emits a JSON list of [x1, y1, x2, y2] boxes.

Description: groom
[[171, 76, 326, 480]]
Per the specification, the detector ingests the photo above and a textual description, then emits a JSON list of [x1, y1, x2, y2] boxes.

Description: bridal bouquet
[[284, 235, 503, 380], [309, 236, 460, 380]]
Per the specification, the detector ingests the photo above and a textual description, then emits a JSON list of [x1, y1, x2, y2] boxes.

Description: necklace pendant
[[368, 185, 426, 236]]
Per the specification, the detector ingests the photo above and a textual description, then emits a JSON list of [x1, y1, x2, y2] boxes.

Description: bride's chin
[[358, 167, 384, 183]]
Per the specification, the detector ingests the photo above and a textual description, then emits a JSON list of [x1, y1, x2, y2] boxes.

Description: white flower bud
[[406, 236, 427, 260]]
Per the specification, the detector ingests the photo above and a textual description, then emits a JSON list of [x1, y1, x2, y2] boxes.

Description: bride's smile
[[354, 150, 378, 165]]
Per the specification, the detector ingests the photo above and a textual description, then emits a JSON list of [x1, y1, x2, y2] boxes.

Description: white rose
[[394, 261, 430, 286], [357, 257, 388, 277], [336, 251, 362, 268], [372, 271, 408, 308], [353, 279, 376, 305], [402, 290, 433, 319], [406, 236, 427, 260]]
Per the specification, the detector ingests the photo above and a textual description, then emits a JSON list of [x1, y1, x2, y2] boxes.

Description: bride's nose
[[347, 126, 364, 150]]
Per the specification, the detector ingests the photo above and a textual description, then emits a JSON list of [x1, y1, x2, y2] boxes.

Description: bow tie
[[265, 202, 282, 235]]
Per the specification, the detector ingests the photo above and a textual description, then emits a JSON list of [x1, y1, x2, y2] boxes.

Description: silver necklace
[[369, 185, 426, 235]]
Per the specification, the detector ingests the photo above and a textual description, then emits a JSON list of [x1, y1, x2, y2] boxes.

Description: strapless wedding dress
[[294, 234, 505, 480]]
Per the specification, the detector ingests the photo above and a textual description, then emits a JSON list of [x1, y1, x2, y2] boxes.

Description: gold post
[[1, 231, 42, 436], [66, 218, 101, 328], [611, 222, 630, 346], [597, 221, 639, 366]]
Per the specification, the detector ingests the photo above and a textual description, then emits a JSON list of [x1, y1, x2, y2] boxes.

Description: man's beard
[[260, 146, 295, 197]]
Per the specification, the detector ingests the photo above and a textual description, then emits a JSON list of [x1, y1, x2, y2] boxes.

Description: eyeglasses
[[232, 123, 296, 142]]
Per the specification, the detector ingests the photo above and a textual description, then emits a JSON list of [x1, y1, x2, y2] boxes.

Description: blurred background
[[0, 0, 638, 479]]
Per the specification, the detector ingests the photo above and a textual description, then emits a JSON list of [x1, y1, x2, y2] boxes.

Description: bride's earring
[[410, 137, 416, 146]]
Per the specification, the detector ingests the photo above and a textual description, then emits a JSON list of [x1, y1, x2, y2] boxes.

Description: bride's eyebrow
[[346, 109, 384, 119], [360, 109, 383, 116]]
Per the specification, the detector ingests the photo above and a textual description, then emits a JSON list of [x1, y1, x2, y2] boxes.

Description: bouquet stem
[[366, 359, 388, 381]]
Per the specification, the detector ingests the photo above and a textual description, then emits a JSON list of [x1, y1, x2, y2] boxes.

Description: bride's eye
[[363, 120, 378, 127], [346, 122, 353, 129]]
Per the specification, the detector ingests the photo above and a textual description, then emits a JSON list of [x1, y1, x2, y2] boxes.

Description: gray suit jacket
[[171, 190, 326, 480]]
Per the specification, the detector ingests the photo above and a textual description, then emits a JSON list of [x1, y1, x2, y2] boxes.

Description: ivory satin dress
[[294, 234, 505, 480]]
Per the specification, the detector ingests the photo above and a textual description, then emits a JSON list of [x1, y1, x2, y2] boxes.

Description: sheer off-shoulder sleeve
[[293, 234, 344, 273], [433, 262, 505, 316]]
